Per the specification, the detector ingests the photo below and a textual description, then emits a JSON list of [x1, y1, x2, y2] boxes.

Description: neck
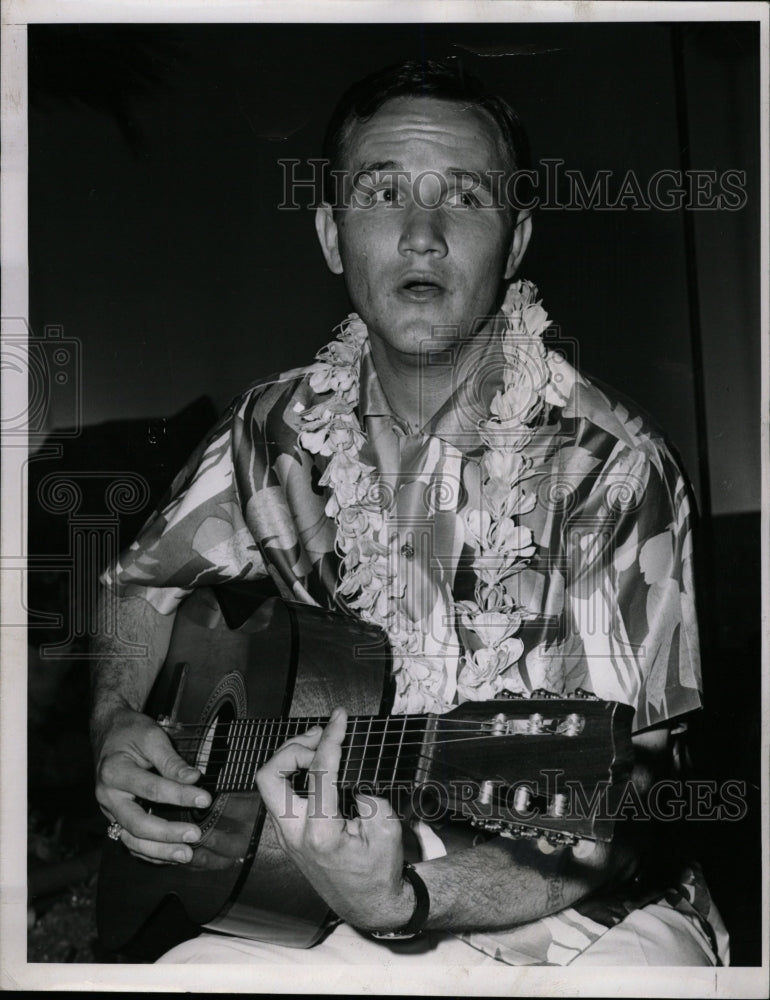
[[367, 320, 503, 430], [192, 712, 432, 795], [366, 338, 449, 429]]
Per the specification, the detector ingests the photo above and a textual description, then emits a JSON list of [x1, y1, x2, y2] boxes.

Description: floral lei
[[297, 279, 554, 714]]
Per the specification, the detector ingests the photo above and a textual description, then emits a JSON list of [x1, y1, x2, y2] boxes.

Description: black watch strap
[[369, 862, 430, 940]]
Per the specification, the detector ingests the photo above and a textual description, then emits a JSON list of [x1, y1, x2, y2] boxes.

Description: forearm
[[90, 587, 176, 746], [399, 725, 670, 934], [412, 834, 633, 933], [89, 586, 212, 863]]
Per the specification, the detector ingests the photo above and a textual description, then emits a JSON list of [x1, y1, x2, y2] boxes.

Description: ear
[[504, 209, 533, 280], [315, 204, 344, 275]]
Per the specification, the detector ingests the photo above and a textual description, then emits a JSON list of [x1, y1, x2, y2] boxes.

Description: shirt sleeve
[[100, 399, 268, 615], [564, 438, 704, 732]]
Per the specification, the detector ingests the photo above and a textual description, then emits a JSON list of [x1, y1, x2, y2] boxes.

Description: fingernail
[[173, 848, 190, 863], [180, 766, 198, 779], [183, 829, 200, 843], [195, 793, 210, 808]]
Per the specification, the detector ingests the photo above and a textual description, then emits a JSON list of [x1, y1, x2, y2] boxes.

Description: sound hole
[[191, 699, 236, 818]]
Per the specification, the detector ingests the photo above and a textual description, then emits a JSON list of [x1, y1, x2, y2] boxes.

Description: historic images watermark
[[277, 160, 748, 212], [278, 770, 750, 825]]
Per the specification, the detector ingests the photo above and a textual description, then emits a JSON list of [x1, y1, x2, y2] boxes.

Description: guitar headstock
[[423, 692, 634, 845]]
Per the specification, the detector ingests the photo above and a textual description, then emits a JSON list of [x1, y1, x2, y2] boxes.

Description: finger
[[353, 791, 399, 824], [256, 740, 317, 819], [142, 725, 203, 785], [120, 828, 196, 865], [109, 795, 202, 847], [306, 707, 347, 820], [350, 792, 402, 847], [101, 753, 211, 810]]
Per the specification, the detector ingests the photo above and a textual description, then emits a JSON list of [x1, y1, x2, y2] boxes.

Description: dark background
[[25, 21, 762, 964]]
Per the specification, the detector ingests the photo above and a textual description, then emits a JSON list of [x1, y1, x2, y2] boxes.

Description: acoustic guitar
[[96, 584, 634, 955]]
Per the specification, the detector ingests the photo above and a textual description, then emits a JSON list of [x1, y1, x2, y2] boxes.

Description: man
[[91, 60, 727, 966]]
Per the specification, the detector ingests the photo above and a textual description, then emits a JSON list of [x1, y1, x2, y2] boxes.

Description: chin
[[373, 311, 466, 355], [390, 323, 454, 357]]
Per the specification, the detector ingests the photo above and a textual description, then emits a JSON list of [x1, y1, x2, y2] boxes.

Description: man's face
[[316, 96, 531, 359]]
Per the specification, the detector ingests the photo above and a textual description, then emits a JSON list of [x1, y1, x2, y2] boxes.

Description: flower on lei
[[456, 638, 525, 700], [481, 449, 538, 520]]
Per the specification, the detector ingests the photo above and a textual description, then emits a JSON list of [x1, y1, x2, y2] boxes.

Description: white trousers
[[158, 901, 723, 967]]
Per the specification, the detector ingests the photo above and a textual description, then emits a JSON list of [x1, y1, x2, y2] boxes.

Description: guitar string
[[163, 718, 575, 739], [197, 756, 561, 794], [168, 727, 575, 758], [166, 733, 575, 782], [166, 734, 548, 764], [167, 719, 575, 744], [156, 710, 583, 732], [168, 724, 568, 746]]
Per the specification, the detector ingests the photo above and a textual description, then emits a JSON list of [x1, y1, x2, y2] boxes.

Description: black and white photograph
[[1, 1, 767, 994]]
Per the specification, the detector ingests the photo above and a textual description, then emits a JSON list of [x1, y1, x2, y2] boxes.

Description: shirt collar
[[358, 327, 508, 455]]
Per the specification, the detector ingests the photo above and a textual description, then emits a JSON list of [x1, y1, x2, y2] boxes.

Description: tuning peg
[[477, 780, 496, 806], [562, 713, 584, 737], [498, 823, 539, 841], [469, 816, 504, 834], [547, 793, 568, 818], [569, 688, 598, 700], [528, 712, 545, 734], [513, 787, 532, 814]]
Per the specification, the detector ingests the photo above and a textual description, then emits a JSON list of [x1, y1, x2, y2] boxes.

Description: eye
[[447, 189, 481, 209], [373, 185, 403, 206]]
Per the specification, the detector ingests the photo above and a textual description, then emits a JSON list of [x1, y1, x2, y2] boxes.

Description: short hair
[[322, 58, 531, 205]]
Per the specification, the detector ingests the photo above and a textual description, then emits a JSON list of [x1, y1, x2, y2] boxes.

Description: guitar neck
[[172, 714, 434, 795]]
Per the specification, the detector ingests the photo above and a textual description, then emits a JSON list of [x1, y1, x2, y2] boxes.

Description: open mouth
[[398, 276, 444, 301]]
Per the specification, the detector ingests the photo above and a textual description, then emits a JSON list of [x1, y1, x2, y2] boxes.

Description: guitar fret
[[234, 719, 243, 792], [228, 718, 238, 792], [372, 715, 386, 790], [240, 719, 250, 791], [394, 715, 407, 785], [235, 721, 246, 791], [341, 717, 355, 786], [255, 719, 266, 772], [359, 715, 373, 787], [221, 719, 236, 793], [245, 719, 256, 790]]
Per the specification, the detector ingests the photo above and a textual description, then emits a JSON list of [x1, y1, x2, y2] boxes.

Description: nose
[[397, 203, 448, 258]]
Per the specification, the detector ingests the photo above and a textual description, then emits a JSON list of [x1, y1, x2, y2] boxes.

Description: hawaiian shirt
[[105, 332, 702, 732], [102, 326, 724, 965]]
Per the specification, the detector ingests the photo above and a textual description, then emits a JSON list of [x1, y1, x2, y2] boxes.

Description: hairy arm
[[90, 587, 176, 736], [257, 716, 668, 934], [411, 725, 668, 932], [90, 586, 211, 863]]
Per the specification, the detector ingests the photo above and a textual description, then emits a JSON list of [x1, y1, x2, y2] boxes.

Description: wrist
[[89, 698, 142, 752], [368, 863, 430, 940]]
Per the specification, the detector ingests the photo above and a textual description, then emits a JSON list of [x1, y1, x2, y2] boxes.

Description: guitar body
[[96, 588, 392, 953], [97, 585, 634, 957]]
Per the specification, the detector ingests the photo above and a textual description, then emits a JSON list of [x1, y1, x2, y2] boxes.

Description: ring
[[107, 821, 123, 841]]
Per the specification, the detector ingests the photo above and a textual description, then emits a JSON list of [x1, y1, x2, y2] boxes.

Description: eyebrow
[[447, 168, 493, 194], [353, 160, 403, 178], [353, 162, 495, 192]]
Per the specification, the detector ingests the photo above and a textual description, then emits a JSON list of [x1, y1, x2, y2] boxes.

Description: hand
[[256, 707, 414, 932], [94, 706, 211, 864]]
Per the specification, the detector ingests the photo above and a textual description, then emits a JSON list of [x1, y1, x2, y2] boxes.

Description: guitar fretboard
[[178, 714, 433, 795]]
